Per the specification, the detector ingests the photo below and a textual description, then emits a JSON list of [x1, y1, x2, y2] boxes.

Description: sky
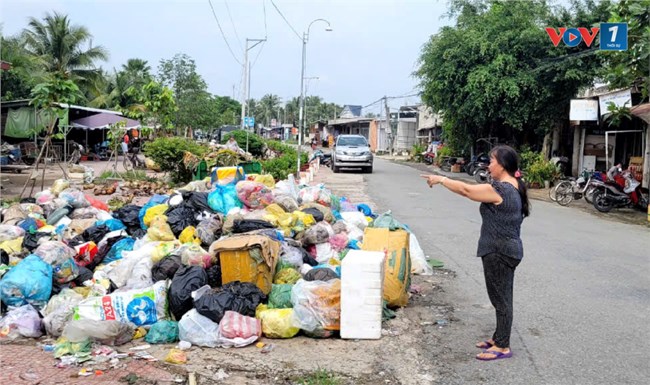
[[1, 0, 452, 114]]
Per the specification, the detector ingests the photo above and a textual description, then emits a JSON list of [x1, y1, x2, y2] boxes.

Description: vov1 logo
[[545, 23, 627, 51]]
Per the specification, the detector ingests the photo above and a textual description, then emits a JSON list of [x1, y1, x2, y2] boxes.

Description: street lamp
[[296, 19, 332, 176]]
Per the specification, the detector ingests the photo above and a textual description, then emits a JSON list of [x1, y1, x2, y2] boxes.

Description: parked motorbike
[[466, 153, 490, 176], [592, 171, 648, 213], [474, 162, 491, 183], [310, 149, 331, 167], [94, 141, 109, 160], [423, 151, 436, 165]]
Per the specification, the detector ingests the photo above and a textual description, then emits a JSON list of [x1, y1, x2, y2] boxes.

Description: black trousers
[[481, 253, 521, 349]]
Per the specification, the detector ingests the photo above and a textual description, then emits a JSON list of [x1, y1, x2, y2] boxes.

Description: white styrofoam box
[[340, 250, 385, 339]]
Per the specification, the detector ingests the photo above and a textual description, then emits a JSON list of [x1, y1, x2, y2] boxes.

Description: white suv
[[331, 135, 373, 173]]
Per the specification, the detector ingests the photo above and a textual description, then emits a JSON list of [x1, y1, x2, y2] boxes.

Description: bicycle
[[553, 170, 602, 206], [123, 147, 145, 171]]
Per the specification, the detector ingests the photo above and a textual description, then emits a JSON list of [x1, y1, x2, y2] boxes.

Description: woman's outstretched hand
[[420, 174, 442, 188]]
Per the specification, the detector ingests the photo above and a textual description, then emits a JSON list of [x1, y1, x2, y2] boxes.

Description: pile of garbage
[[0, 172, 433, 365]]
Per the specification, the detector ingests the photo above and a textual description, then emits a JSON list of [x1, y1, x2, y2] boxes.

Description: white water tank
[[340, 250, 385, 339]]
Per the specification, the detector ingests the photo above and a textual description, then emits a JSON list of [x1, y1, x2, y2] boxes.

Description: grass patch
[[295, 370, 342, 385]]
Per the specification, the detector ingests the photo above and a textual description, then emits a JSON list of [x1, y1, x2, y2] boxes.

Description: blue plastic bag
[[138, 194, 168, 229], [0, 254, 52, 308], [18, 218, 39, 232], [207, 184, 242, 214], [357, 204, 375, 218], [96, 219, 126, 232], [103, 237, 135, 264]]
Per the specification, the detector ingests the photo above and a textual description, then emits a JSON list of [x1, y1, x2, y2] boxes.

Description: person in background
[[121, 132, 130, 156], [421, 145, 530, 361], [225, 134, 241, 152]]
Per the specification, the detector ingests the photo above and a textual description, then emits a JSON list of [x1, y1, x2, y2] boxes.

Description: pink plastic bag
[[329, 233, 348, 251], [218, 310, 261, 340], [235, 181, 274, 210]]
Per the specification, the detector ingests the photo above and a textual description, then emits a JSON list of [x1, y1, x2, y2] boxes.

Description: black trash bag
[[301, 207, 324, 222], [193, 281, 266, 323], [112, 205, 142, 230], [82, 225, 111, 244], [165, 205, 199, 237], [232, 219, 275, 234], [20, 197, 36, 204], [169, 266, 208, 320], [152, 255, 182, 282], [22, 232, 51, 252], [89, 235, 126, 271], [248, 229, 282, 241], [296, 246, 318, 266], [1, 250, 9, 265], [50, 279, 71, 296], [129, 228, 147, 239], [182, 191, 214, 213], [67, 235, 86, 248], [304, 267, 339, 282], [73, 266, 94, 286], [205, 264, 222, 288]]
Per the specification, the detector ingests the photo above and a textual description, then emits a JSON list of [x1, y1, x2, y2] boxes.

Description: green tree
[[22, 11, 108, 94], [602, 0, 650, 98], [259, 94, 282, 126], [125, 80, 177, 136], [416, 0, 610, 153], [214, 95, 241, 126], [1, 33, 43, 101], [158, 53, 213, 134]]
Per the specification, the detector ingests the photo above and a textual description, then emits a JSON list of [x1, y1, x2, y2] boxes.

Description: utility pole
[[240, 38, 266, 130], [384, 96, 392, 154]]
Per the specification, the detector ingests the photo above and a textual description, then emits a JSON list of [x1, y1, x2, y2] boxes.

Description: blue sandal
[[476, 349, 512, 361]]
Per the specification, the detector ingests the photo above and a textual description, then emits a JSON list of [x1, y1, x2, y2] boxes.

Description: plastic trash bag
[[410, 233, 433, 276], [314, 242, 337, 265], [59, 188, 90, 208], [84, 194, 109, 212], [253, 174, 275, 188], [152, 255, 182, 282], [145, 320, 179, 344], [51, 179, 70, 196], [195, 215, 223, 247], [206, 264, 222, 288], [103, 237, 135, 264], [175, 243, 212, 268], [151, 241, 181, 263], [291, 279, 341, 332], [139, 194, 169, 229], [33, 241, 79, 283], [300, 202, 334, 223], [257, 307, 300, 339], [179, 226, 200, 244], [232, 219, 275, 234], [95, 219, 126, 232], [0, 225, 25, 242], [42, 288, 85, 337], [73, 280, 169, 326], [301, 207, 324, 222], [46, 205, 72, 226], [112, 205, 142, 232], [63, 319, 134, 346], [298, 184, 332, 206], [329, 233, 348, 251], [372, 211, 406, 230], [147, 215, 175, 241], [218, 310, 261, 344], [273, 194, 299, 212], [340, 211, 368, 230], [236, 181, 275, 210], [169, 266, 207, 321], [268, 284, 293, 309], [342, 221, 364, 242], [143, 204, 169, 229], [166, 205, 199, 236], [280, 243, 305, 268], [303, 267, 339, 282], [303, 222, 335, 245], [208, 184, 243, 214], [0, 254, 52, 309], [180, 191, 214, 213], [274, 268, 301, 285], [194, 281, 266, 324], [81, 224, 111, 244], [164, 348, 187, 364], [106, 249, 153, 290], [178, 309, 219, 347], [0, 237, 24, 256], [0, 304, 43, 339]]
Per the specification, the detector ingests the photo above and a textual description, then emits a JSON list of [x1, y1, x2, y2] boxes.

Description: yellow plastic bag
[[257, 308, 300, 339], [147, 215, 175, 241], [179, 226, 200, 244], [273, 267, 301, 284], [254, 174, 276, 189], [0, 237, 23, 255], [143, 204, 168, 228], [151, 241, 181, 263], [164, 348, 187, 364]]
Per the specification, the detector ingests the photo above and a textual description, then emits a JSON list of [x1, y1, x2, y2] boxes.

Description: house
[[416, 105, 443, 144], [325, 104, 371, 143], [339, 105, 362, 118], [391, 105, 418, 154]]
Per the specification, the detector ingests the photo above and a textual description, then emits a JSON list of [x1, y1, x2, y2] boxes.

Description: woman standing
[[421, 145, 529, 361]]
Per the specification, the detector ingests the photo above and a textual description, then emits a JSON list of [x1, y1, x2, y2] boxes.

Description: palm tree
[[1, 34, 44, 100], [22, 11, 108, 91], [120, 58, 152, 89], [259, 94, 281, 126]]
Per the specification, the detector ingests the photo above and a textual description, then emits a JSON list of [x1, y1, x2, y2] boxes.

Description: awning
[[630, 103, 650, 125], [71, 113, 141, 130]]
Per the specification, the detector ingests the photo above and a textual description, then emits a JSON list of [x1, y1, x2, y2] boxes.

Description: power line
[[251, 41, 266, 68], [223, 0, 243, 52], [262, 0, 268, 38], [269, 0, 302, 41], [208, 0, 243, 66]]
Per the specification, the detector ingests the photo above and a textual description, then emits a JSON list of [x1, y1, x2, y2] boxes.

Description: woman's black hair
[[489, 145, 530, 218]]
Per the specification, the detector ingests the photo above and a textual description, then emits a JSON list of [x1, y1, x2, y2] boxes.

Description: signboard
[[570, 99, 599, 121], [244, 116, 255, 128], [599, 89, 632, 116]]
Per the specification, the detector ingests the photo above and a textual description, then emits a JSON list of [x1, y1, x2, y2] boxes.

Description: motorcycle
[[466, 153, 490, 176], [592, 171, 648, 213], [474, 162, 491, 183], [422, 151, 436, 165], [310, 149, 331, 167]]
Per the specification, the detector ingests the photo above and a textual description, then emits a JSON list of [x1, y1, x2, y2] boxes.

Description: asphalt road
[[363, 158, 650, 385]]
